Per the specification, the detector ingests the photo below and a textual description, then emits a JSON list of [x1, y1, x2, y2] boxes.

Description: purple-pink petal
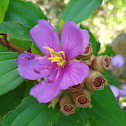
[[119, 89, 126, 97], [16, 53, 53, 80], [60, 62, 89, 90], [30, 68, 62, 103], [119, 102, 124, 109], [121, 84, 126, 90], [109, 85, 120, 98], [30, 19, 60, 55], [61, 21, 90, 61], [112, 55, 124, 68]]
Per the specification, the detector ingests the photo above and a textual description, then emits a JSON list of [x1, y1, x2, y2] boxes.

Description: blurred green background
[[26, 0, 126, 48]]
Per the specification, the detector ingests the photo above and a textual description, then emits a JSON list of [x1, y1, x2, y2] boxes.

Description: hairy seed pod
[[85, 70, 106, 91], [72, 88, 92, 108], [76, 43, 93, 60], [59, 95, 75, 116], [91, 55, 112, 73], [69, 80, 85, 92]]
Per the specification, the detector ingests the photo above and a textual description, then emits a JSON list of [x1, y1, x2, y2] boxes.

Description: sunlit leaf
[[0, 0, 47, 41], [99, 46, 115, 56], [4, 0, 47, 28], [61, 0, 102, 23], [0, 0, 9, 23]]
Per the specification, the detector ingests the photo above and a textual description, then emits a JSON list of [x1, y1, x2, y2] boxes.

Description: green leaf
[[4, 0, 47, 28], [0, 21, 31, 41], [0, 45, 8, 52], [0, 0, 9, 23], [0, 116, 3, 126], [8, 35, 32, 50], [0, 82, 26, 116], [54, 108, 90, 126], [99, 46, 115, 56], [0, 0, 47, 41], [90, 118, 106, 126], [0, 52, 24, 95], [61, 0, 102, 23], [102, 71, 120, 88], [2, 96, 60, 126], [85, 86, 126, 126], [24, 80, 34, 97], [31, 43, 44, 56], [59, 18, 65, 35]]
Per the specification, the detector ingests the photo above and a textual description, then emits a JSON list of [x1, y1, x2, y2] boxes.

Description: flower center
[[43, 47, 67, 68]]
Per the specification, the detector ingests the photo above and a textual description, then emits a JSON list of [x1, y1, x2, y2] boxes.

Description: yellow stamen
[[59, 51, 65, 59], [43, 46, 66, 68]]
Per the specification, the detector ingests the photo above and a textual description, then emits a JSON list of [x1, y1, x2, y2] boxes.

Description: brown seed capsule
[[76, 43, 93, 60], [91, 55, 112, 73], [85, 70, 106, 91], [48, 90, 64, 109], [72, 88, 92, 108], [81, 55, 95, 68], [69, 80, 85, 92], [59, 95, 75, 116]]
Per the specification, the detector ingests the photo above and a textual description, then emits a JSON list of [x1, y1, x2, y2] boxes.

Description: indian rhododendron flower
[[110, 85, 126, 109], [16, 19, 90, 103], [110, 55, 124, 72], [112, 55, 124, 68]]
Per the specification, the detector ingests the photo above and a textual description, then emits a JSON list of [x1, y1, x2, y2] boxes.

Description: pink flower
[[112, 55, 124, 68], [16, 20, 90, 103], [110, 85, 126, 109]]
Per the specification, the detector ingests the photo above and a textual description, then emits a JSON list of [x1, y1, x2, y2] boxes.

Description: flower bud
[[58, 18, 65, 36], [91, 55, 112, 73], [69, 80, 85, 92], [48, 90, 64, 109], [76, 43, 93, 60], [59, 95, 75, 116], [72, 88, 92, 108], [85, 70, 106, 91]]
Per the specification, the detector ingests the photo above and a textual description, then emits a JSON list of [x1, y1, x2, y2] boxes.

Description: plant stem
[[0, 34, 25, 53]]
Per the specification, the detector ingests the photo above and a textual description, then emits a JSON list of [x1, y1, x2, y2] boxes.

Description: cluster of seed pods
[[49, 43, 112, 116]]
